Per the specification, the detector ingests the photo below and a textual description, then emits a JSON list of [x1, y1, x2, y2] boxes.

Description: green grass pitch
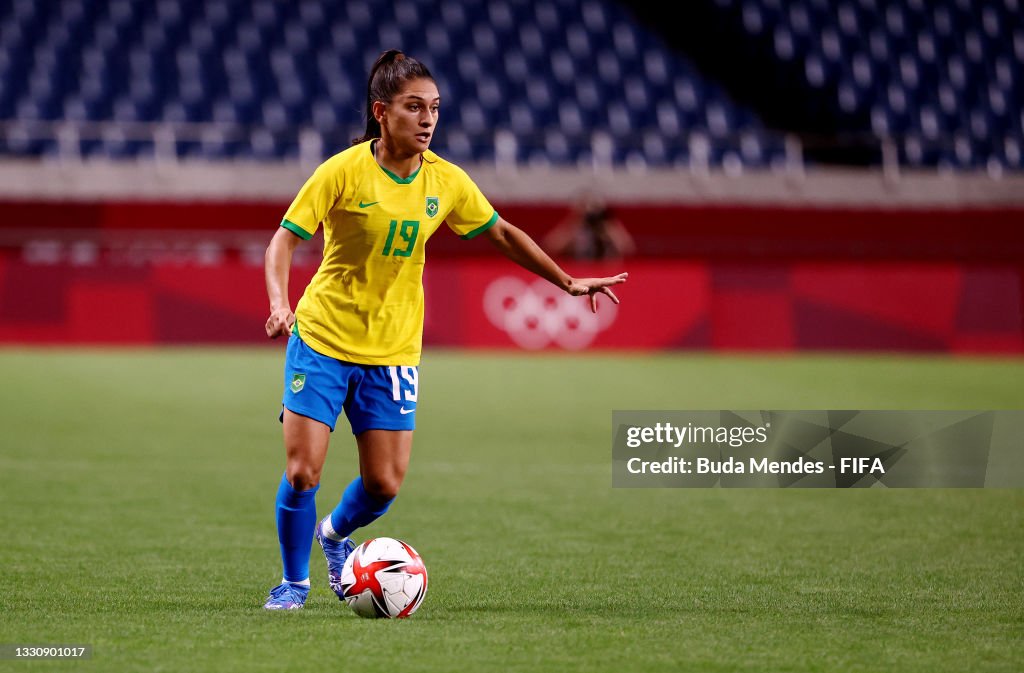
[[1, 349, 1021, 672]]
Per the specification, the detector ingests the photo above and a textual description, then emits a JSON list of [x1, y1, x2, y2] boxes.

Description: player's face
[[380, 78, 440, 155]]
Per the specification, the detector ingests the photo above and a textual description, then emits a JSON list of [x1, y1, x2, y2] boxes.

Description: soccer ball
[[340, 537, 428, 618]]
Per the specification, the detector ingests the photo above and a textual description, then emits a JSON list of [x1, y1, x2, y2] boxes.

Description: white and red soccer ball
[[340, 537, 428, 618]]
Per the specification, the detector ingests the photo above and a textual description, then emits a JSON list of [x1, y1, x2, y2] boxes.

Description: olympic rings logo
[[483, 276, 618, 350]]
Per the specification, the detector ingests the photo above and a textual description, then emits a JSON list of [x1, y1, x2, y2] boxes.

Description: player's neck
[[373, 139, 421, 179]]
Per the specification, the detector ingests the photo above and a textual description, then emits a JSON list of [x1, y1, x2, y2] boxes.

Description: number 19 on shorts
[[387, 366, 418, 402]]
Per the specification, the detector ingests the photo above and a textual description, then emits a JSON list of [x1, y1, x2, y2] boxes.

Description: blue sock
[[328, 476, 393, 540], [275, 473, 319, 583]]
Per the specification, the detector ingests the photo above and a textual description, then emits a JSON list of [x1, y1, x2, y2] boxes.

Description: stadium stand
[[0, 0, 1020, 171], [0, 0, 788, 167], [1, 1, 1022, 354], [627, 0, 1023, 171]]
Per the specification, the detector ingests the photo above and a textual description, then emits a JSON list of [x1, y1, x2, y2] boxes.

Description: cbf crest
[[425, 196, 439, 218]]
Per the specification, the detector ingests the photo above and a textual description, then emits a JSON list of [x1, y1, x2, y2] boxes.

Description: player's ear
[[372, 100, 387, 124]]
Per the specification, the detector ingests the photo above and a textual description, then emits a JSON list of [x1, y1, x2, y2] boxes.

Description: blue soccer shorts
[[280, 334, 418, 434]]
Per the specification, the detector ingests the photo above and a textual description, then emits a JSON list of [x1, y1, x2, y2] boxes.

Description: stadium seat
[[1, 0, 1019, 170]]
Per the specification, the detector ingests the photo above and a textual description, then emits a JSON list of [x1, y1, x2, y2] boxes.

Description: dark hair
[[352, 49, 435, 145]]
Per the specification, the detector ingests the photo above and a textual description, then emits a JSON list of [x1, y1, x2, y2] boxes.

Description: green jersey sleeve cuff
[[280, 218, 313, 240], [459, 211, 500, 240]]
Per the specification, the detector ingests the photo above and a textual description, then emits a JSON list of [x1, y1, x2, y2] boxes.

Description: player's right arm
[[264, 227, 304, 338], [265, 156, 343, 338]]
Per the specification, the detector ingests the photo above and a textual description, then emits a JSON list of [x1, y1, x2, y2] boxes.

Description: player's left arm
[[483, 217, 628, 312]]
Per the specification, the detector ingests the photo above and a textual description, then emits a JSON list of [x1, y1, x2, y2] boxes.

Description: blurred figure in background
[[544, 191, 636, 261]]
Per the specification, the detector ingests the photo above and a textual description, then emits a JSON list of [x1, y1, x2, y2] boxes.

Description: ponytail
[[352, 49, 435, 145]]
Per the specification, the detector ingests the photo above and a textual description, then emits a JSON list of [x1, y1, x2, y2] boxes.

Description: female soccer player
[[262, 50, 627, 609]]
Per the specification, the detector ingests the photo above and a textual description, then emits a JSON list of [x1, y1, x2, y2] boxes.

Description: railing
[[0, 119, 330, 166], [1, 119, 800, 173], [0, 119, 1015, 179]]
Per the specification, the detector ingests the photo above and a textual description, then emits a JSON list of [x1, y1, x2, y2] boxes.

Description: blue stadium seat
[[7, 0, 1017, 170]]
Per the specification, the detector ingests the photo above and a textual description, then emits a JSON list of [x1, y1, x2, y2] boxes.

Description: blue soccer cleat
[[262, 581, 310, 610], [315, 516, 355, 600]]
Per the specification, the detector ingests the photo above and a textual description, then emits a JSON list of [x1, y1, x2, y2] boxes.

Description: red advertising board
[[0, 255, 1019, 353]]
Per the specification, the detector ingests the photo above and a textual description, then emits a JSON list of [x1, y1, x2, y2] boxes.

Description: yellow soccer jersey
[[280, 140, 498, 365]]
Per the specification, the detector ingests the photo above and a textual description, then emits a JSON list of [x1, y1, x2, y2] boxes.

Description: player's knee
[[286, 465, 321, 492], [362, 473, 402, 502]]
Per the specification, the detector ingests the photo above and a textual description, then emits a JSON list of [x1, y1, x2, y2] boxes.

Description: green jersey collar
[[370, 139, 423, 185]]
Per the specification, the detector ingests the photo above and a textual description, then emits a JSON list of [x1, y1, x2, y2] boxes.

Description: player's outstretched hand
[[266, 308, 295, 338], [567, 272, 629, 313]]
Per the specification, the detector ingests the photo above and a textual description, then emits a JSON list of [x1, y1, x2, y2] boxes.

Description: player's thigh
[[356, 430, 413, 499], [281, 334, 349, 432], [282, 408, 331, 488], [343, 365, 418, 435]]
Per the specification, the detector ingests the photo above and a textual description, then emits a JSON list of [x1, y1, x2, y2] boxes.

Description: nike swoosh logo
[[358, 201, 380, 208], [400, 407, 415, 415]]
